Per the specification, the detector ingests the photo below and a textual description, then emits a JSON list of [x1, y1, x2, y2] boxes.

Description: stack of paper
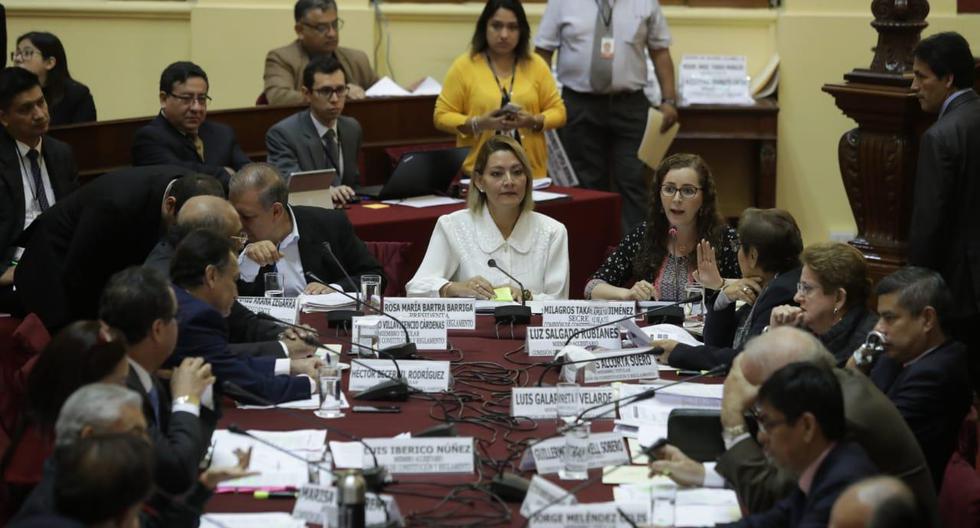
[[212, 429, 327, 491], [365, 75, 444, 97], [675, 488, 741, 526], [532, 190, 568, 202], [202, 513, 305, 528], [381, 195, 464, 208], [615, 382, 723, 442], [298, 292, 356, 313]]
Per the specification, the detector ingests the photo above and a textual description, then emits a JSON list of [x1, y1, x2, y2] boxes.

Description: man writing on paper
[[535, 0, 679, 232], [264, 0, 378, 104], [229, 163, 384, 297], [266, 56, 363, 206]]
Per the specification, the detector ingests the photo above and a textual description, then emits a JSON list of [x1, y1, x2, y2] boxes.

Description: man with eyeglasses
[[0, 67, 78, 317], [264, 0, 378, 105], [132, 61, 250, 186], [266, 56, 362, 205]]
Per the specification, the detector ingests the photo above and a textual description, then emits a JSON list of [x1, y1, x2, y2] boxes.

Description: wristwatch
[[173, 395, 201, 406], [661, 98, 677, 107], [722, 423, 748, 446]]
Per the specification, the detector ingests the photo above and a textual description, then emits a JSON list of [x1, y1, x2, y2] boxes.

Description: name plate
[[349, 359, 450, 393], [520, 475, 577, 518], [679, 54, 753, 106], [362, 437, 474, 474], [511, 387, 616, 420], [237, 296, 299, 325], [525, 326, 621, 356], [584, 348, 661, 384], [530, 432, 629, 474], [528, 501, 649, 528], [353, 315, 448, 350], [541, 301, 635, 327], [382, 297, 476, 330], [292, 484, 401, 526]]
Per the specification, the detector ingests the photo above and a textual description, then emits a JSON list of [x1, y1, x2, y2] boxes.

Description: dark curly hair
[[633, 153, 726, 280]]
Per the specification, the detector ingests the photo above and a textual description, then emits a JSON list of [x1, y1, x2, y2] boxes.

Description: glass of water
[[264, 271, 283, 298], [684, 282, 705, 322], [555, 382, 581, 426], [360, 274, 382, 312], [560, 422, 590, 481], [315, 365, 344, 419]]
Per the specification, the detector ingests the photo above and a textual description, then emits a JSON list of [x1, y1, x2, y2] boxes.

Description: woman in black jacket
[[13, 31, 96, 125]]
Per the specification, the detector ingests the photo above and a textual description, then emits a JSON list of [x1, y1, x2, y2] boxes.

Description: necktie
[[147, 384, 162, 426], [26, 149, 49, 211], [191, 135, 205, 161], [589, 0, 614, 93], [323, 129, 341, 184]]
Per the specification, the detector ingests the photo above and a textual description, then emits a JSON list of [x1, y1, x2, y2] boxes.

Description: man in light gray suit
[[266, 55, 362, 205]]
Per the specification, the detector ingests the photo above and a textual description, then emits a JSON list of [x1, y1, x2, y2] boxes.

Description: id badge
[[600, 36, 615, 60]]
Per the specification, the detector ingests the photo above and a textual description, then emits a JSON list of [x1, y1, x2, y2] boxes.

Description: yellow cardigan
[[434, 52, 566, 179]]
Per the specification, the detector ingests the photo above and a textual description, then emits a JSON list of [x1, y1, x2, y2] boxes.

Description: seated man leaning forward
[[167, 228, 322, 405], [405, 135, 569, 301], [264, 0, 378, 104], [266, 55, 363, 206], [719, 361, 878, 527], [229, 162, 384, 297]]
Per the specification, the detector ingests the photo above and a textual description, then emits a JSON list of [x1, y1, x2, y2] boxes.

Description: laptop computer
[[359, 147, 469, 200], [288, 168, 337, 209]]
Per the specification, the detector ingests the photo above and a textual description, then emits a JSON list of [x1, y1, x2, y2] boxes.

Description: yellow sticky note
[[493, 287, 513, 302], [363, 203, 389, 210]]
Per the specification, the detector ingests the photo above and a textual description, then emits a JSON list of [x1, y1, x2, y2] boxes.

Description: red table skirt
[[346, 186, 621, 299]]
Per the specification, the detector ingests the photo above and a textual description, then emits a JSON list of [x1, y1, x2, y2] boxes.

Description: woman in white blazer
[[406, 135, 569, 300]]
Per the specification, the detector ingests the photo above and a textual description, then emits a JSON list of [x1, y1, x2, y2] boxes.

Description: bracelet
[[533, 116, 544, 132], [661, 98, 677, 107], [173, 395, 200, 406]]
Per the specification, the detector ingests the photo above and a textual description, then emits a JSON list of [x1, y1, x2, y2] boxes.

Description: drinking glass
[[559, 422, 589, 481], [555, 382, 581, 426], [315, 365, 344, 419], [684, 283, 705, 322], [360, 274, 382, 311], [264, 271, 284, 298]]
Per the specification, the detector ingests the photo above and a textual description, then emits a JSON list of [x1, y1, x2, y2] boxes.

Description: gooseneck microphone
[[487, 258, 531, 324], [535, 295, 702, 386], [306, 270, 417, 361]]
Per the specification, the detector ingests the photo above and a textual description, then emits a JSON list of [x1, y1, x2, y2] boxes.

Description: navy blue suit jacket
[[728, 442, 878, 528], [167, 286, 311, 404], [870, 340, 971, 489], [669, 267, 801, 371], [132, 113, 250, 185]]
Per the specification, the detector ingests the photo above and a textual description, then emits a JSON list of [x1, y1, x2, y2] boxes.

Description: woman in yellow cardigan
[[434, 0, 566, 179]]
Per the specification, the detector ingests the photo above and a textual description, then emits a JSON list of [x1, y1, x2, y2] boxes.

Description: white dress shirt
[[535, 0, 672, 93], [406, 207, 570, 299], [238, 206, 308, 296], [15, 139, 56, 259]]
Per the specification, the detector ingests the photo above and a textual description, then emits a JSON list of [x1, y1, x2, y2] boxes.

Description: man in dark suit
[[168, 229, 321, 404], [0, 67, 77, 314], [266, 55, 363, 206], [144, 195, 316, 359], [650, 327, 938, 524], [228, 163, 384, 297], [722, 362, 878, 527], [98, 266, 214, 495], [658, 208, 804, 371], [132, 61, 250, 186], [14, 167, 222, 330], [906, 32, 980, 381], [865, 267, 972, 491]]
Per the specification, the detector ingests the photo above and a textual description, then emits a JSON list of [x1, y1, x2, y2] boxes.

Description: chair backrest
[[364, 241, 412, 297], [0, 314, 50, 436]]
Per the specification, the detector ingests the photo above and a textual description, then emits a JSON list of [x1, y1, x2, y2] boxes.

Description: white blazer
[[406, 207, 570, 299]]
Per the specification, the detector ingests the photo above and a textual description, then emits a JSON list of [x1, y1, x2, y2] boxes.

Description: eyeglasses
[[301, 18, 344, 34], [313, 86, 349, 99], [796, 281, 818, 296], [752, 407, 790, 433], [11, 49, 38, 61], [167, 92, 212, 106], [661, 184, 702, 199], [230, 232, 248, 251]]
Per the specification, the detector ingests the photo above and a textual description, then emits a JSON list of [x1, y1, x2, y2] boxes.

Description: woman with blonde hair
[[406, 135, 569, 300]]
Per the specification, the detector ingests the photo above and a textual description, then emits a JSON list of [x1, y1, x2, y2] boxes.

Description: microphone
[[222, 381, 388, 491], [312, 242, 365, 328], [306, 270, 417, 361], [535, 296, 701, 386], [327, 334, 413, 402], [253, 311, 323, 349], [487, 258, 531, 325]]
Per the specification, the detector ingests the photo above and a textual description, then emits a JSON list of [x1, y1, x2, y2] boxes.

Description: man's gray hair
[[54, 384, 142, 448], [228, 162, 288, 210], [743, 326, 836, 381]]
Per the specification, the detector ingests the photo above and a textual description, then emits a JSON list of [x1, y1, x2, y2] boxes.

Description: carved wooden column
[[822, 0, 931, 281]]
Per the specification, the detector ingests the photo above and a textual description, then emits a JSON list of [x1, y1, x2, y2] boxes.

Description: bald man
[[649, 327, 938, 526], [829, 476, 924, 528], [143, 195, 315, 359]]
